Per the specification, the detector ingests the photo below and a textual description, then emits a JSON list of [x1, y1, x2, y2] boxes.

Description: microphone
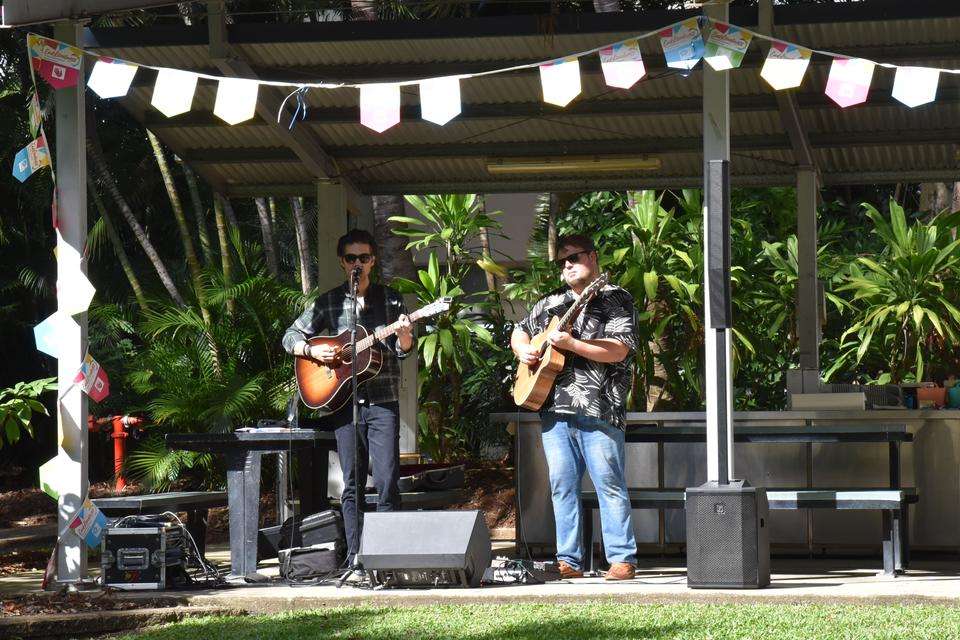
[[350, 265, 362, 291]]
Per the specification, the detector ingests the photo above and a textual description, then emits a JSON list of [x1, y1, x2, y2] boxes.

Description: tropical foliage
[[0, 377, 56, 449]]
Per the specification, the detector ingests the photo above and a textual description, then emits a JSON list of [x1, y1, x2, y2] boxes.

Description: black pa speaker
[[685, 480, 770, 589], [356, 510, 492, 588]]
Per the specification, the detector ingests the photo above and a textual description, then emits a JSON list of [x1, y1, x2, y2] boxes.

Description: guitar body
[[513, 316, 567, 410], [295, 325, 383, 412]]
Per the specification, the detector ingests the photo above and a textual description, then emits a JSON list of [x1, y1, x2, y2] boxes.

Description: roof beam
[[82, 0, 960, 48], [759, 0, 816, 171], [205, 1, 362, 197], [361, 168, 960, 195], [141, 88, 960, 129], [219, 165, 960, 197], [180, 127, 960, 164]]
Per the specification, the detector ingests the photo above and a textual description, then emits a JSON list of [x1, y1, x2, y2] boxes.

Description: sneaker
[[557, 561, 584, 579], [604, 562, 636, 581]]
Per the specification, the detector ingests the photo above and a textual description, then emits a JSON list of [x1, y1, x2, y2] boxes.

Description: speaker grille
[[685, 482, 768, 588]]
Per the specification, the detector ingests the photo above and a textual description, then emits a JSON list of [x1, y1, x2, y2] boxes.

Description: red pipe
[[88, 415, 148, 492]]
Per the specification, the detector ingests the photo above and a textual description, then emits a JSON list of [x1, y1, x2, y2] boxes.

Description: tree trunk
[[221, 195, 240, 230], [546, 193, 559, 261], [593, 0, 620, 12], [268, 197, 279, 228], [254, 197, 281, 279], [290, 196, 314, 294], [147, 130, 209, 322], [88, 175, 149, 312], [351, 0, 377, 20], [86, 111, 187, 306], [477, 195, 497, 292], [178, 157, 214, 267], [213, 194, 236, 316], [372, 195, 418, 283]]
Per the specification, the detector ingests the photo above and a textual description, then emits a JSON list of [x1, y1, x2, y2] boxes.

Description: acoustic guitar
[[512, 273, 610, 410], [295, 297, 452, 412]]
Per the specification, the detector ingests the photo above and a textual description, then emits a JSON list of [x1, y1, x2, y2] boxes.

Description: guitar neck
[[355, 307, 431, 352]]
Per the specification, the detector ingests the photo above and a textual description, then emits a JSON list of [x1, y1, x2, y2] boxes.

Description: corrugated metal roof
[[86, 6, 960, 195]]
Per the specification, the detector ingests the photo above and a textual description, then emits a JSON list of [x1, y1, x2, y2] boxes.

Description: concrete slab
[[3, 541, 958, 608]]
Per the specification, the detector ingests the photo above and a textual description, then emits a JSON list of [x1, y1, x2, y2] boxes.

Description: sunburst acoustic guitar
[[295, 297, 452, 412]]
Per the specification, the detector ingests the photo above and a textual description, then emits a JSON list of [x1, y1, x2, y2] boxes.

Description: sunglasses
[[342, 253, 373, 264], [553, 250, 591, 269]]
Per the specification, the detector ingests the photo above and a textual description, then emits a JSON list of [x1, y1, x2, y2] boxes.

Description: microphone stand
[[338, 266, 365, 587]]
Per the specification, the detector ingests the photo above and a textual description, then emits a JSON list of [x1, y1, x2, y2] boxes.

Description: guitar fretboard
[[354, 306, 434, 353]]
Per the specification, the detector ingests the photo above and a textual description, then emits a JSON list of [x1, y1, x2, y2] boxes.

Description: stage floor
[[3, 542, 959, 606]]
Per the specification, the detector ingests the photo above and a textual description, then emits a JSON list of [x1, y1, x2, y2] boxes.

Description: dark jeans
[[331, 401, 401, 558]]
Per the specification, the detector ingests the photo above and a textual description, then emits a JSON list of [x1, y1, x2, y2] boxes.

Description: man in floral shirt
[[511, 234, 638, 581]]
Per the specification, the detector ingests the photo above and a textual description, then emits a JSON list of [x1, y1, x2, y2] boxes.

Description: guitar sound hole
[[340, 347, 354, 365]]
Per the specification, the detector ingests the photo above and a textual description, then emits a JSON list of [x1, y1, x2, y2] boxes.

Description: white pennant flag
[[360, 83, 401, 133], [88, 57, 138, 99], [539, 57, 581, 107], [599, 40, 645, 89], [760, 42, 812, 91], [892, 66, 940, 108], [419, 76, 461, 126], [57, 271, 96, 315], [151, 68, 198, 117], [214, 77, 259, 125]]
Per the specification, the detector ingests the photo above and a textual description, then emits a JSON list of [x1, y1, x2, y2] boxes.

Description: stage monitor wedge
[[357, 510, 491, 588]]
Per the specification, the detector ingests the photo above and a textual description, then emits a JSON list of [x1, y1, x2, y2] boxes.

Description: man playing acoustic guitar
[[511, 234, 639, 581], [282, 229, 414, 563]]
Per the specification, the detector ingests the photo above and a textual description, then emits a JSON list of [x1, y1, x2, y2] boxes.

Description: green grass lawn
[[120, 602, 960, 640]]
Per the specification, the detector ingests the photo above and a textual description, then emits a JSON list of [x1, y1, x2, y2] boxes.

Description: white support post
[[53, 20, 89, 584], [702, 5, 734, 483], [796, 169, 821, 383], [315, 180, 347, 293]]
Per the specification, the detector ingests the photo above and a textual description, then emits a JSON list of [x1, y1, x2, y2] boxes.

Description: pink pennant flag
[[360, 83, 401, 133], [825, 58, 875, 108], [27, 34, 83, 90], [599, 40, 645, 89]]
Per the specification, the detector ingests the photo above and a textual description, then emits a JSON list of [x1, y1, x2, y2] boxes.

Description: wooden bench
[[582, 487, 918, 575], [92, 491, 227, 556]]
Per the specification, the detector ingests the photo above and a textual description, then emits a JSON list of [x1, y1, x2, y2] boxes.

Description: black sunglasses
[[553, 250, 591, 268], [342, 253, 373, 264]]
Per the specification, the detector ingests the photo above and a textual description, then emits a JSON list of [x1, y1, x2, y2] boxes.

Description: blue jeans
[[541, 412, 637, 569]]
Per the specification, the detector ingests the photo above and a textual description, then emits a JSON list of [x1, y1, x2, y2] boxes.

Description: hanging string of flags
[[18, 14, 960, 143]]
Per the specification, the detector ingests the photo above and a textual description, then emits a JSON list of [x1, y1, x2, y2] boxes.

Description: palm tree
[[213, 194, 236, 316], [373, 195, 418, 282], [254, 197, 280, 279], [86, 110, 186, 307], [290, 196, 314, 293], [147, 130, 210, 323], [177, 157, 214, 267], [88, 175, 149, 312]]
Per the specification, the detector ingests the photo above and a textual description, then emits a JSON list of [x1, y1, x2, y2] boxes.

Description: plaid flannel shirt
[[283, 282, 411, 409]]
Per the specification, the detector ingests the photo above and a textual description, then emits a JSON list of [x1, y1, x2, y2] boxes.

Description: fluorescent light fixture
[[486, 156, 661, 175]]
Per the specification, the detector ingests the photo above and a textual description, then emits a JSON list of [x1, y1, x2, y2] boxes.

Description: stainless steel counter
[[490, 410, 960, 554]]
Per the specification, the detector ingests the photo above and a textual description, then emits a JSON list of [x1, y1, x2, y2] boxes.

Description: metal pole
[[796, 169, 820, 382], [53, 20, 89, 584], [702, 4, 733, 483]]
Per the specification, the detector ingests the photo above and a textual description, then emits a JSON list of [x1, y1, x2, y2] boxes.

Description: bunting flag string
[[19, 15, 960, 146]]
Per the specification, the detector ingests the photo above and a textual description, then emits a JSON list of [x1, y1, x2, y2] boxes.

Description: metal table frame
[[167, 429, 336, 580]]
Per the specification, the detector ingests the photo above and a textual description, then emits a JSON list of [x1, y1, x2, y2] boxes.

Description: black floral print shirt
[[517, 284, 638, 429]]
